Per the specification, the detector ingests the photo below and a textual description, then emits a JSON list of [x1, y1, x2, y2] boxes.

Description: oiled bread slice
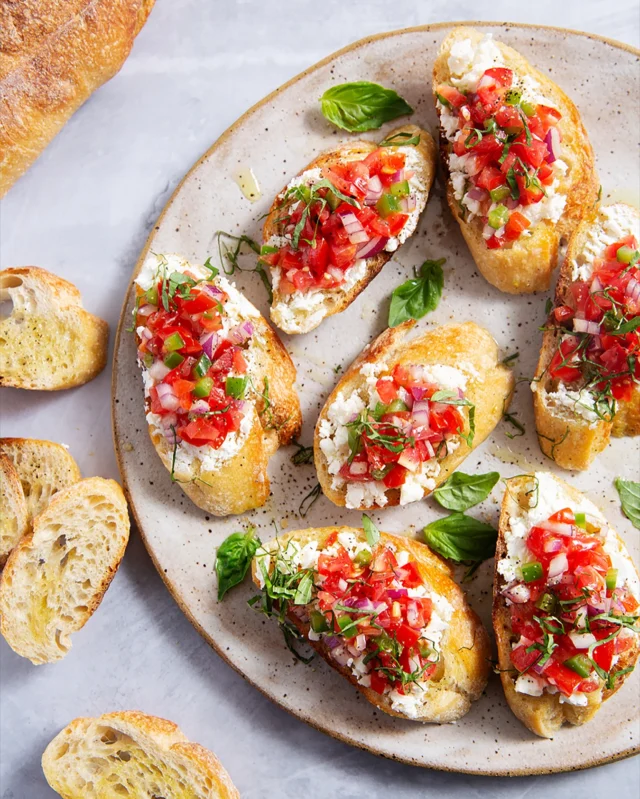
[[433, 27, 598, 294], [494, 474, 640, 738], [0, 454, 28, 568], [0, 268, 109, 390], [533, 204, 640, 469], [0, 477, 129, 664], [264, 124, 437, 334], [0, 438, 81, 519], [314, 321, 514, 509], [42, 711, 239, 799], [252, 527, 490, 722]]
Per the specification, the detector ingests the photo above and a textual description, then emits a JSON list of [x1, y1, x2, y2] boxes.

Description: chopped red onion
[[200, 332, 219, 359], [411, 386, 427, 401], [203, 283, 225, 299], [589, 275, 603, 294], [548, 553, 568, 579], [355, 634, 367, 652], [390, 168, 405, 183], [544, 128, 560, 163], [569, 631, 597, 649], [139, 327, 153, 341], [573, 318, 600, 335], [398, 450, 420, 471], [539, 520, 575, 537], [148, 361, 170, 382], [466, 186, 489, 202], [503, 584, 530, 604], [190, 399, 210, 415], [387, 588, 408, 599], [349, 461, 368, 476], [505, 196, 519, 210], [158, 392, 180, 412], [356, 235, 387, 259], [626, 277, 640, 302], [338, 209, 370, 245], [400, 194, 417, 213], [543, 538, 564, 554], [229, 321, 253, 345], [327, 265, 344, 282], [137, 304, 155, 317], [364, 174, 383, 205], [406, 600, 420, 628], [325, 636, 341, 650]]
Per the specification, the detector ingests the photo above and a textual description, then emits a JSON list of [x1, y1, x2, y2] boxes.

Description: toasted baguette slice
[[263, 124, 437, 333], [0, 477, 129, 664], [0, 454, 28, 568], [252, 527, 490, 722], [0, 267, 109, 390], [314, 321, 514, 509], [494, 473, 640, 738], [0, 438, 81, 519], [42, 711, 239, 799], [533, 204, 640, 469], [433, 27, 598, 294], [134, 253, 301, 516]]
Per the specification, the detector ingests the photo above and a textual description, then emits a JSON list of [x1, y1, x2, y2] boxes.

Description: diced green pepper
[[520, 100, 537, 117], [504, 89, 522, 106], [193, 377, 213, 398], [488, 204, 510, 230], [616, 246, 638, 264], [354, 549, 372, 567], [489, 185, 511, 203], [574, 512, 587, 529], [326, 189, 341, 211], [164, 332, 185, 352], [419, 642, 435, 659], [143, 353, 154, 368], [521, 561, 543, 583], [310, 610, 330, 634], [376, 193, 401, 218], [225, 375, 248, 399], [337, 614, 358, 636], [390, 180, 410, 198], [145, 286, 159, 306], [193, 353, 212, 378], [372, 401, 387, 421], [605, 568, 618, 591], [385, 398, 409, 413], [163, 351, 184, 369], [535, 592, 557, 613], [564, 654, 592, 678], [435, 92, 451, 108], [260, 245, 279, 256]]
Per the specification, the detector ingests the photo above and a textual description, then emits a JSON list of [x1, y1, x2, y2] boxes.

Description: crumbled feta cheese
[[559, 692, 588, 707], [345, 481, 389, 509], [540, 382, 604, 427], [515, 673, 544, 697], [571, 204, 640, 281], [447, 35, 504, 93]]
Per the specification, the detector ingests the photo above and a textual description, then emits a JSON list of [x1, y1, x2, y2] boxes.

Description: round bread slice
[[42, 711, 239, 798], [0, 454, 28, 568], [0, 437, 81, 519], [0, 477, 129, 664]]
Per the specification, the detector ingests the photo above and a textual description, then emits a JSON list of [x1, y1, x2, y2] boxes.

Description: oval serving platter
[[112, 22, 640, 775]]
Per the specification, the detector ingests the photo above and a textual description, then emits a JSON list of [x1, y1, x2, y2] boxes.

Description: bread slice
[[0, 454, 28, 568], [314, 321, 514, 509], [0, 477, 129, 664], [0, 267, 109, 390], [533, 203, 640, 469], [0, 438, 81, 519], [252, 526, 490, 722], [433, 27, 598, 294], [42, 710, 239, 799], [263, 124, 437, 333], [494, 473, 640, 738]]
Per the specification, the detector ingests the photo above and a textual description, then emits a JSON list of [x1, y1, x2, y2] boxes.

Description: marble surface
[[1, 1, 639, 796]]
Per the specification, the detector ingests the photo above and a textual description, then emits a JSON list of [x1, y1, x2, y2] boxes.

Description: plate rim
[[111, 20, 640, 776]]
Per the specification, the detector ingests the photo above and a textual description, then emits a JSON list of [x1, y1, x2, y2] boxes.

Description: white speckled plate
[[112, 22, 640, 774]]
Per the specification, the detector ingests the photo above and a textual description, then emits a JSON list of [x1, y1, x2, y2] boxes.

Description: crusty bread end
[[0, 454, 28, 568]]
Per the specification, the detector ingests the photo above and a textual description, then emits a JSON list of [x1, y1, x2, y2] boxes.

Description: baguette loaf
[[0, 0, 155, 197], [0, 477, 129, 664], [0, 267, 109, 390], [42, 711, 239, 798], [0, 454, 28, 568], [0, 437, 81, 519]]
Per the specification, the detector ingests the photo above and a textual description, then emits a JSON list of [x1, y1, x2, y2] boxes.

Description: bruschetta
[[314, 321, 514, 509], [494, 472, 640, 738], [133, 253, 301, 516], [532, 203, 640, 469], [260, 124, 437, 334], [252, 526, 490, 722], [433, 27, 598, 294]]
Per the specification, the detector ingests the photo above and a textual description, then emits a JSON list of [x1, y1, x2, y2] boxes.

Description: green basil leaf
[[362, 514, 380, 547], [388, 258, 445, 327], [615, 478, 640, 530], [612, 316, 640, 335], [215, 526, 261, 600], [378, 131, 420, 147], [433, 471, 500, 512], [320, 81, 413, 132], [423, 512, 497, 563], [293, 570, 314, 605]]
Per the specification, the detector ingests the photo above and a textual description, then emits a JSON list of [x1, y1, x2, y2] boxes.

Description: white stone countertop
[[1, 1, 639, 796]]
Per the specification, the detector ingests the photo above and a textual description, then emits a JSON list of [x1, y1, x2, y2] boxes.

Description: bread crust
[[263, 124, 437, 334], [433, 26, 598, 294], [494, 474, 640, 738], [252, 526, 490, 722], [0, 0, 155, 197], [135, 282, 301, 516], [533, 203, 640, 469], [0, 454, 28, 569], [0, 267, 109, 390], [314, 321, 514, 509], [42, 710, 239, 798]]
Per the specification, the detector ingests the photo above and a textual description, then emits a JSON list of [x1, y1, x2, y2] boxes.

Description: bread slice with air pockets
[[0, 454, 28, 568]]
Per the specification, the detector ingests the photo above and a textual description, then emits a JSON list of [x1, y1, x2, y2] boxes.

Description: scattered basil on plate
[[433, 471, 500, 512], [615, 478, 640, 529], [388, 258, 444, 327], [320, 81, 413, 132], [423, 512, 498, 563], [215, 526, 261, 600], [362, 513, 380, 547]]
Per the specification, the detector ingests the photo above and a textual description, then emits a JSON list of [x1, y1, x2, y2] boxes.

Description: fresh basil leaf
[[215, 527, 261, 600], [293, 570, 314, 605], [615, 478, 640, 530], [388, 258, 445, 327], [320, 81, 413, 132], [362, 514, 380, 547], [433, 472, 500, 512], [378, 131, 420, 147], [612, 316, 640, 335], [423, 512, 498, 563]]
